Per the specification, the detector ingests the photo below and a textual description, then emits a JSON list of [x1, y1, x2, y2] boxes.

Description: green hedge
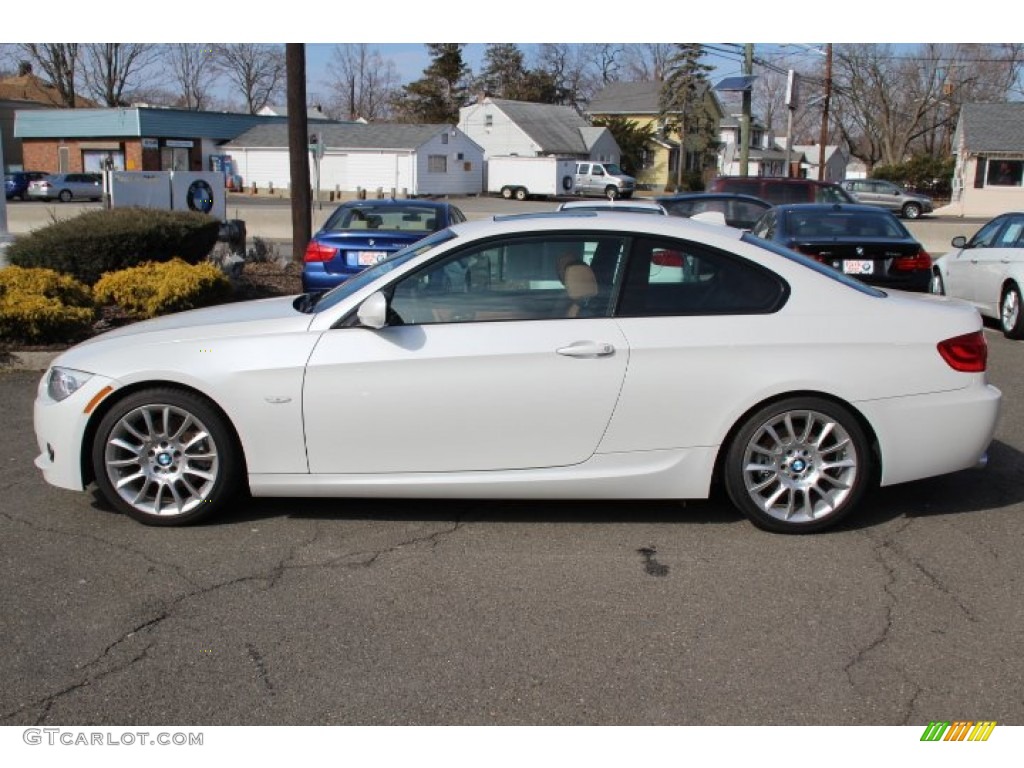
[[7, 207, 221, 285]]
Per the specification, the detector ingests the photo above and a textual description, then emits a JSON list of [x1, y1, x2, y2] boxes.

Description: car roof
[[464, 209, 745, 243], [656, 192, 770, 204], [772, 203, 893, 214], [556, 200, 667, 213]]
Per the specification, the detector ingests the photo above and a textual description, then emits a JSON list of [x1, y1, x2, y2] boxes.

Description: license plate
[[843, 259, 874, 275], [356, 251, 388, 266]]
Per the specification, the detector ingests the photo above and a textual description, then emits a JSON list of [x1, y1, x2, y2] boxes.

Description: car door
[[974, 215, 1024, 315], [946, 216, 1007, 305], [303, 232, 630, 474], [575, 163, 592, 195]]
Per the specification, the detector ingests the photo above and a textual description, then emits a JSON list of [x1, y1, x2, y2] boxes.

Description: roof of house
[[258, 104, 331, 121], [0, 73, 99, 108], [485, 98, 598, 155], [225, 122, 474, 151], [587, 81, 723, 118], [15, 106, 289, 140], [954, 103, 1024, 152], [792, 144, 842, 165]]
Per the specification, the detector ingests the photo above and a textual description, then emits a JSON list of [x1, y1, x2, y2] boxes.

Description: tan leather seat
[[563, 262, 598, 318]]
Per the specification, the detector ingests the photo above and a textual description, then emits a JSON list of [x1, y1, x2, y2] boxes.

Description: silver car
[[841, 179, 933, 219], [27, 173, 103, 202]]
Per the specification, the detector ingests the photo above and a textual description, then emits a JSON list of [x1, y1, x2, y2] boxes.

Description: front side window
[[618, 237, 787, 317], [970, 216, 1007, 248], [387, 235, 628, 325], [995, 217, 1024, 247]]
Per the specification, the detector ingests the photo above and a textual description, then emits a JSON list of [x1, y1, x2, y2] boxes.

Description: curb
[[1, 350, 61, 372]]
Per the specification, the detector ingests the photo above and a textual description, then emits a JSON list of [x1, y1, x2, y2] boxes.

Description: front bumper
[[33, 371, 120, 491]]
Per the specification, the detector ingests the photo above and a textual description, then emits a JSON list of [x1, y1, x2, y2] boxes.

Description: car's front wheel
[[58, 189, 73, 202], [91, 388, 242, 526], [724, 398, 872, 534], [605, 185, 619, 200], [902, 202, 922, 219], [1001, 283, 1024, 339]]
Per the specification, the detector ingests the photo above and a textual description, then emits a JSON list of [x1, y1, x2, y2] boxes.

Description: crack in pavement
[[246, 643, 275, 696], [1, 517, 465, 723], [0, 511, 201, 589]]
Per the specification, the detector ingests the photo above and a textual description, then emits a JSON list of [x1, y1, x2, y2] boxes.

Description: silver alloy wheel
[[740, 409, 859, 524], [103, 404, 220, 516], [929, 271, 944, 295], [1002, 288, 1019, 332]]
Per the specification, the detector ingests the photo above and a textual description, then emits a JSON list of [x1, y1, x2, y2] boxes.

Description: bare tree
[[80, 43, 158, 106], [161, 44, 220, 110], [324, 44, 398, 121], [212, 43, 285, 114], [536, 43, 609, 106], [622, 44, 675, 82], [18, 43, 79, 106]]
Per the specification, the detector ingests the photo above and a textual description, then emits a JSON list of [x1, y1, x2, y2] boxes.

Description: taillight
[[652, 250, 684, 267], [892, 250, 932, 272], [303, 241, 336, 263], [937, 331, 987, 372]]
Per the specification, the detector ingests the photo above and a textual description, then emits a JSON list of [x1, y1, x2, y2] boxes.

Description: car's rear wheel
[[929, 270, 945, 295], [724, 397, 871, 534], [58, 189, 73, 202], [1000, 283, 1024, 339], [92, 388, 242, 526], [902, 202, 922, 219]]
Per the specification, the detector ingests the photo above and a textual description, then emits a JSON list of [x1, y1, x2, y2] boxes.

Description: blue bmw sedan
[[302, 199, 466, 291]]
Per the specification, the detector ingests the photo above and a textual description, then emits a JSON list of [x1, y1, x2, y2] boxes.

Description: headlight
[[46, 367, 94, 402]]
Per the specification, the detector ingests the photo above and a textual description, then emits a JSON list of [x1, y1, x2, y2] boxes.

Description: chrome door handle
[[556, 341, 615, 358]]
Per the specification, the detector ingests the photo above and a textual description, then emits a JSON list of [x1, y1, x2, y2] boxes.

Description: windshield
[[741, 233, 886, 297], [785, 210, 911, 239], [603, 163, 625, 176], [310, 228, 458, 313], [322, 204, 444, 234]]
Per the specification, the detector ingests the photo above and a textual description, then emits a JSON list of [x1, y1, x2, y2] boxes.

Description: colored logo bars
[[920, 721, 997, 742]]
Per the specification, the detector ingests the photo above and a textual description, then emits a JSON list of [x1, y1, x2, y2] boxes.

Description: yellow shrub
[[94, 259, 232, 319], [0, 267, 96, 343]]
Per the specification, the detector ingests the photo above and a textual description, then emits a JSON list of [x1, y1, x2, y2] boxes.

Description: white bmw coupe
[[34, 212, 1001, 533]]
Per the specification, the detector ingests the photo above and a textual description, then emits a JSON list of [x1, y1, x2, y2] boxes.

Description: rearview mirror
[[951, 235, 968, 249], [356, 291, 389, 329]]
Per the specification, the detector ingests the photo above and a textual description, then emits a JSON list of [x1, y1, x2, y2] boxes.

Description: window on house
[[987, 159, 1023, 187], [485, 114, 493, 128], [428, 155, 448, 173], [441, 133, 449, 145]]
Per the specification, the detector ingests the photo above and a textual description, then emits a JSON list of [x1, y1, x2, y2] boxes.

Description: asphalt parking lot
[[1, 327, 1022, 726]]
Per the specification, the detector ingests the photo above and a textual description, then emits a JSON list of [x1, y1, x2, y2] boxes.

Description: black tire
[[513, 187, 528, 201], [605, 185, 619, 200], [723, 397, 872, 534], [902, 202, 922, 219], [58, 189, 73, 202], [500, 186, 513, 200], [929, 270, 945, 296], [91, 388, 243, 526], [1000, 283, 1024, 339]]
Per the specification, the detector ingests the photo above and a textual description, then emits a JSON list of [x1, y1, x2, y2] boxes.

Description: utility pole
[[817, 44, 833, 181], [286, 43, 311, 264], [739, 44, 753, 177]]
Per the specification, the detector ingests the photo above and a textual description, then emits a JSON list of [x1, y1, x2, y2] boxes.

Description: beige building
[[949, 103, 1024, 217]]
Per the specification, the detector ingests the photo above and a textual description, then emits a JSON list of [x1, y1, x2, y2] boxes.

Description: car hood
[[55, 295, 314, 370]]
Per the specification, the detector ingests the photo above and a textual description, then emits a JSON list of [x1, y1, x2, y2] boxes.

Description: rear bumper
[[860, 383, 1002, 487], [301, 264, 362, 292]]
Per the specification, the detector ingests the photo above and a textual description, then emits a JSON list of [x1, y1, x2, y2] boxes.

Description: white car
[[930, 212, 1024, 338], [556, 200, 668, 215], [34, 214, 1001, 533]]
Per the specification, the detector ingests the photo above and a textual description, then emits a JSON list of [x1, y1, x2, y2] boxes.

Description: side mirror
[[951, 235, 968, 249], [356, 291, 389, 329]]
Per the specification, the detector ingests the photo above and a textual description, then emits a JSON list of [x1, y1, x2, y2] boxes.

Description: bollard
[[376, 187, 383, 199], [268, 181, 274, 195], [251, 182, 257, 195]]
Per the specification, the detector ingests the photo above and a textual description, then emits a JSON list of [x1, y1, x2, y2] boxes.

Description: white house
[[222, 123, 485, 196], [459, 97, 621, 163], [717, 116, 790, 178], [948, 102, 1024, 217], [779, 141, 849, 182]]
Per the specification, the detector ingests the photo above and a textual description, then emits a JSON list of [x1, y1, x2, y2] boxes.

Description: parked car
[[841, 179, 934, 219], [27, 173, 103, 202], [35, 212, 998, 534], [574, 162, 635, 199], [656, 192, 772, 229], [750, 203, 932, 292], [302, 199, 466, 291], [4, 170, 48, 200], [709, 177, 855, 205], [556, 199, 667, 214], [929, 211, 1024, 338]]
